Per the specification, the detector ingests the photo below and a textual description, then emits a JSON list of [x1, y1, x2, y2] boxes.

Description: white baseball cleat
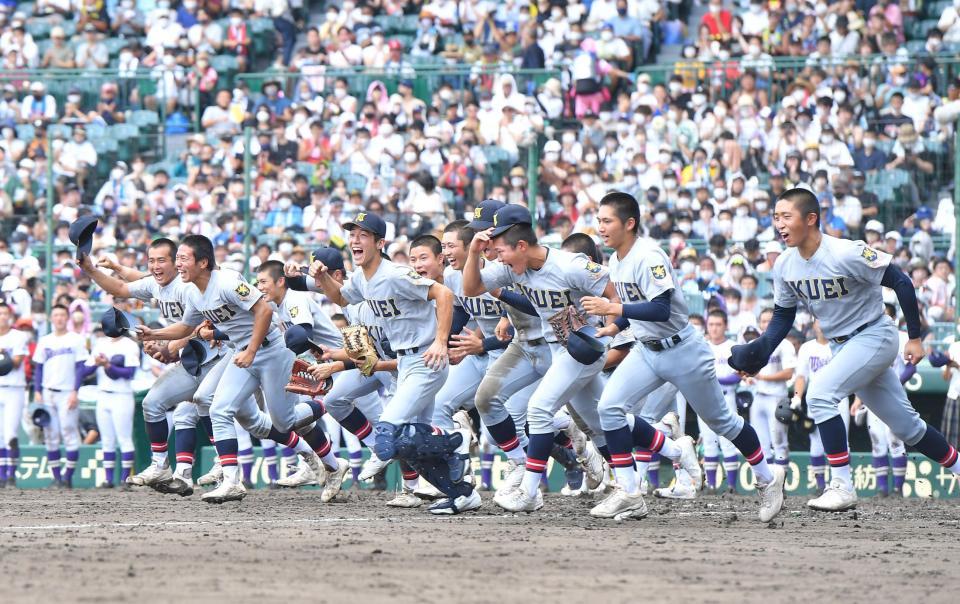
[[428, 490, 482, 515], [414, 480, 445, 500], [156, 466, 194, 497], [126, 464, 171, 487], [276, 452, 323, 488], [661, 412, 683, 440], [358, 451, 392, 482], [320, 458, 349, 503], [386, 487, 423, 508], [197, 460, 223, 486], [807, 478, 858, 511], [494, 459, 525, 497], [654, 470, 697, 499], [676, 436, 703, 490], [200, 481, 246, 504], [560, 482, 588, 497], [564, 421, 588, 457], [757, 465, 786, 522], [452, 410, 477, 447], [590, 487, 649, 519], [494, 486, 544, 513], [580, 441, 607, 490]]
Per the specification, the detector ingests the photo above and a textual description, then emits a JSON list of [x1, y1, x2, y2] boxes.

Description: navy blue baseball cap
[[310, 247, 346, 273], [342, 211, 387, 239], [489, 204, 533, 238], [68, 215, 98, 258], [180, 339, 208, 377], [101, 307, 138, 338], [284, 324, 314, 355], [468, 199, 506, 230]]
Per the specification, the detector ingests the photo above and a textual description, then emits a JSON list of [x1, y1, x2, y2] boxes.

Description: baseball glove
[[546, 305, 589, 348], [285, 359, 333, 397], [342, 324, 380, 376]]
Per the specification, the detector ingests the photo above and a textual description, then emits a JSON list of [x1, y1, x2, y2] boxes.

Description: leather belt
[[641, 333, 683, 352]]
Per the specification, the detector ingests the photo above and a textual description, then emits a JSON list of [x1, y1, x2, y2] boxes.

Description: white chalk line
[[0, 517, 386, 532]]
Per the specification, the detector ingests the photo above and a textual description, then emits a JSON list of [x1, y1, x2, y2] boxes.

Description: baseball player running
[[80, 240, 224, 488], [32, 304, 90, 488], [310, 211, 480, 515], [584, 192, 783, 521], [283, 250, 397, 493], [138, 235, 329, 504], [462, 204, 616, 513], [86, 333, 140, 487], [0, 303, 28, 486], [730, 188, 960, 511], [254, 259, 350, 494]]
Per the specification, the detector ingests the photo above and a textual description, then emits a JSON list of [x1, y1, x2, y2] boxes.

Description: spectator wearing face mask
[[264, 193, 303, 235]]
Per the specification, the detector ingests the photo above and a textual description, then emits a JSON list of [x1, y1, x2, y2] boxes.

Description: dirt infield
[[1, 487, 958, 604]]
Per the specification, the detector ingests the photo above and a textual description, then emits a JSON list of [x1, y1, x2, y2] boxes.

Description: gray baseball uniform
[[479, 249, 609, 442], [772, 235, 925, 444], [598, 237, 744, 441], [180, 269, 297, 441], [127, 275, 223, 423], [432, 266, 508, 430], [340, 260, 447, 426]]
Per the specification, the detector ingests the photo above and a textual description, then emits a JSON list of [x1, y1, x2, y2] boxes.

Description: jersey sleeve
[[635, 249, 676, 300], [847, 240, 892, 285], [480, 261, 514, 292], [392, 265, 434, 301], [567, 254, 609, 297], [285, 291, 315, 327], [339, 269, 364, 305], [771, 254, 798, 309], [126, 276, 156, 302], [223, 272, 262, 312]]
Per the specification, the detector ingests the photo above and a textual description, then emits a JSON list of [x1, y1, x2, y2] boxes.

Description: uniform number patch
[[585, 261, 602, 274], [235, 282, 251, 298], [651, 265, 667, 279]]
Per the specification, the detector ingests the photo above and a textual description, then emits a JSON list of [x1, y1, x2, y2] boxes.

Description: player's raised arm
[[309, 259, 347, 307], [462, 227, 492, 297], [79, 253, 133, 298]]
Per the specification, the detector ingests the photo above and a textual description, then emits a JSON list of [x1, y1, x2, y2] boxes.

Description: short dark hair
[[443, 219, 474, 245], [51, 304, 69, 314], [495, 224, 538, 248], [599, 191, 640, 234], [562, 233, 602, 264], [257, 259, 286, 282], [777, 187, 821, 227], [149, 237, 177, 259], [410, 235, 442, 256], [707, 309, 728, 324], [181, 234, 216, 271]]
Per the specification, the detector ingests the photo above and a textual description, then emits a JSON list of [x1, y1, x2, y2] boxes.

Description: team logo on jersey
[[585, 261, 602, 274], [861, 247, 878, 262], [651, 265, 667, 279], [235, 282, 251, 298], [407, 270, 422, 280], [289, 306, 299, 318]]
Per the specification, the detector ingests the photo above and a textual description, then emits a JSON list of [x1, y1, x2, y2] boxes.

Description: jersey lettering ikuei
[[785, 277, 850, 301]]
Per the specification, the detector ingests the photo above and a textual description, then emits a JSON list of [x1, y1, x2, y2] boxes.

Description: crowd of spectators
[[0, 0, 955, 337]]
